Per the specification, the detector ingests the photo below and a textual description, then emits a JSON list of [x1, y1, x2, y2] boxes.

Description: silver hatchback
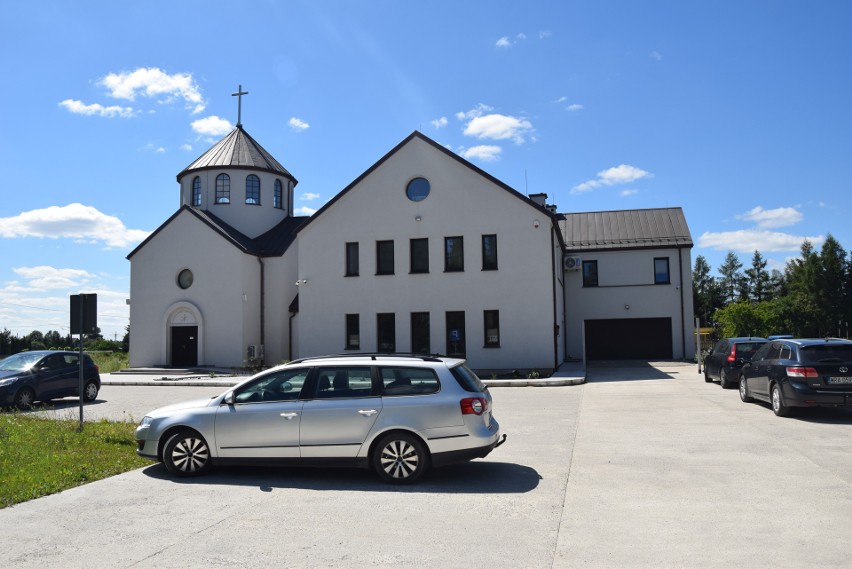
[[135, 354, 505, 483]]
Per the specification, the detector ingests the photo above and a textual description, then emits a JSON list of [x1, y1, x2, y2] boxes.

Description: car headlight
[[138, 416, 153, 427], [0, 377, 20, 387]]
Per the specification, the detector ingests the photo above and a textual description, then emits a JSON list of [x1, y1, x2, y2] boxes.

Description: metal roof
[[176, 126, 296, 182], [558, 207, 693, 251]]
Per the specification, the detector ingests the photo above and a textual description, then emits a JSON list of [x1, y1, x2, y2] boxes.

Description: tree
[[693, 255, 726, 325], [744, 250, 771, 302], [817, 235, 848, 336], [718, 251, 744, 303]]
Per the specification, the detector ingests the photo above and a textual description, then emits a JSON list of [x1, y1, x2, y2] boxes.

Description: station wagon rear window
[[798, 345, 852, 363]]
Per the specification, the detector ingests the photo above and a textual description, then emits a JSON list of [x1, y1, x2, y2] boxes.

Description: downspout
[[550, 227, 559, 370], [257, 256, 265, 365], [678, 247, 685, 360]]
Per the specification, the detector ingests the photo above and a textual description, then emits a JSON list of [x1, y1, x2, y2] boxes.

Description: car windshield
[[799, 345, 852, 363], [0, 352, 44, 371]]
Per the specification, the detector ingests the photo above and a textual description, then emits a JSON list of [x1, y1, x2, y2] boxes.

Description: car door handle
[[280, 412, 299, 420], [358, 409, 378, 417]]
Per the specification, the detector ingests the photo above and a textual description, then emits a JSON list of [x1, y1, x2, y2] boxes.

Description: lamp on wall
[[624, 304, 630, 310]]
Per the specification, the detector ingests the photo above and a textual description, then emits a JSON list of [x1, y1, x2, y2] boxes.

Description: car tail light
[[727, 346, 737, 363], [460, 397, 488, 415], [786, 367, 818, 381]]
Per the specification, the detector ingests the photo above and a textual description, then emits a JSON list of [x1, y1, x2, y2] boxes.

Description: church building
[[127, 109, 695, 372]]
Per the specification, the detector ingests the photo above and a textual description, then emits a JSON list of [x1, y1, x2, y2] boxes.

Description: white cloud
[[460, 145, 502, 162], [572, 164, 653, 193], [289, 117, 310, 131], [650, 51, 663, 61], [620, 189, 638, 197], [180, 144, 192, 151], [431, 117, 448, 129], [698, 230, 825, 253], [0, 203, 150, 249], [463, 113, 534, 144], [98, 67, 205, 113], [540, 30, 552, 39], [12, 266, 95, 291], [300, 192, 320, 201], [554, 96, 568, 104], [294, 206, 317, 216], [456, 103, 494, 121], [59, 99, 135, 118], [567, 103, 584, 111], [496, 36, 512, 48], [735, 206, 803, 229], [191, 116, 232, 136], [516, 33, 527, 41]]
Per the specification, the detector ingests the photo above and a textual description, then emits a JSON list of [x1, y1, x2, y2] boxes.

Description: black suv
[[703, 337, 767, 389], [0, 350, 101, 408], [739, 338, 852, 416]]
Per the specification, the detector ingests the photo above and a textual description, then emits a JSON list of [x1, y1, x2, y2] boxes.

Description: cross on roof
[[232, 84, 249, 127]]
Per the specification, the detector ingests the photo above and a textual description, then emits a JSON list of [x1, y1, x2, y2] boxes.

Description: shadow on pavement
[[586, 360, 682, 382], [143, 460, 541, 494]]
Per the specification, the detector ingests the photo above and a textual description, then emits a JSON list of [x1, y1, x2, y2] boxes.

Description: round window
[[405, 177, 430, 202], [177, 269, 194, 290]]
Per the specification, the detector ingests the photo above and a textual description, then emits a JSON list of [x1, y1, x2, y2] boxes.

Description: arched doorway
[[165, 303, 204, 367]]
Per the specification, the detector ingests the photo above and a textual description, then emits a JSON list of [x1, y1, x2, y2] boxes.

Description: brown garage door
[[585, 317, 672, 360]]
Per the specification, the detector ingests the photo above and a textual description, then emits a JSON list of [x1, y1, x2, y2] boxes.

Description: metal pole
[[78, 297, 84, 431]]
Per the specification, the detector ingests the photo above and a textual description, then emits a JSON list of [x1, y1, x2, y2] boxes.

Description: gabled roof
[[176, 126, 296, 182], [127, 206, 307, 260], [296, 130, 560, 236], [558, 207, 693, 251]]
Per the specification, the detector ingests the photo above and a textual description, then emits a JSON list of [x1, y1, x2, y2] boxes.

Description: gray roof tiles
[[177, 126, 296, 182], [559, 207, 693, 251]]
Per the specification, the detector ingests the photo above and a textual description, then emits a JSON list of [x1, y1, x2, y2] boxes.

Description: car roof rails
[[288, 352, 447, 365]]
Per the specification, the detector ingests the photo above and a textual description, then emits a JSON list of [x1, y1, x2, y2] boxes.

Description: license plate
[[828, 377, 852, 384]]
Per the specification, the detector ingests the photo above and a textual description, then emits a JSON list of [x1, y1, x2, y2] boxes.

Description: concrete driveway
[[2, 362, 850, 568]]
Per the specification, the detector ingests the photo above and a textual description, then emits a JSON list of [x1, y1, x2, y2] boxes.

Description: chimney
[[529, 193, 547, 207]]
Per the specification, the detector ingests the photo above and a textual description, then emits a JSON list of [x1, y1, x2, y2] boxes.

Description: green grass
[[0, 413, 149, 508], [90, 351, 129, 374]]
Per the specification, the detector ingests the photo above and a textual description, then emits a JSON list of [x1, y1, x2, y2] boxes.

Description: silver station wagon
[[136, 354, 505, 483]]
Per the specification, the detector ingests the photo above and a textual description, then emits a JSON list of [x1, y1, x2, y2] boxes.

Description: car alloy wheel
[[373, 432, 429, 484], [771, 384, 791, 417], [163, 430, 211, 476], [720, 369, 730, 389], [14, 387, 35, 408], [83, 380, 99, 402], [739, 376, 752, 403]]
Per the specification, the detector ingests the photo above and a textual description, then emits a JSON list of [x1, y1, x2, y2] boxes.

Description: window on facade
[[215, 174, 230, 204], [345, 242, 359, 276], [444, 236, 464, 272], [192, 176, 201, 206], [410, 238, 429, 274], [484, 310, 500, 348], [274, 179, 283, 209], [582, 260, 598, 287], [482, 234, 498, 270], [245, 174, 260, 205], [411, 312, 431, 354], [377, 313, 396, 352], [446, 311, 466, 358], [376, 240, 394, 275], [654, 257, 670, 284], [345, 314, 360, 350]]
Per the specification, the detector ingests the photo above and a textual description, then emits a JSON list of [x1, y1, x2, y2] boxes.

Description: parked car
[[0, 350, 101, 408], [135, 354, 506, 484], [703, 337, 767, 388], [739, 338, 852, 417]]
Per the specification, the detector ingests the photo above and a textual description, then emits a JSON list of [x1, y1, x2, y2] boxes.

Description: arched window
[[273, 179, 283, 209], [246, 175, 260, 205], [191, 176, 201, 206], [215, 174, 230, 204]]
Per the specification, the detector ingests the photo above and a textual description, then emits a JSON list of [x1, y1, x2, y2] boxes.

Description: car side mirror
[[223, 391, 235, 405]]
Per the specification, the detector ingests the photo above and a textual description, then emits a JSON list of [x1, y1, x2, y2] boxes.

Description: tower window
[[192, 176, 201, 206], [215, 174, 230, 204], [246, 175, 260, 205], [274, 179, 283, 209]]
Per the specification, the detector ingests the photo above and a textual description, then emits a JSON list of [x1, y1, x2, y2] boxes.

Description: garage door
[[584, 317, 672, 360]]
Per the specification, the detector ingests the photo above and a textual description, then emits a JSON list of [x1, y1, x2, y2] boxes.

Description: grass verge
[[0, 413, 149, 508]]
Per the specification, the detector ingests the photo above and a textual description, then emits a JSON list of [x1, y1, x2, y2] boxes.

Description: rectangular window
[[654, 257, 670, 284], [445, 311, 466, 358], [411, 312, 431, 354], [376, 240, 394, 275], [410, 238, 429, 274], [315, 366, 374, 398], [345, 242, 359, 277], [381, 366, 440, 396], [444, 236, 464, 272], [582, 260, 598, 287], [377, 313, 396, 352], [345, 314, 360, 350], [484, 310, 500, 348], [482, 234, 498, 270]]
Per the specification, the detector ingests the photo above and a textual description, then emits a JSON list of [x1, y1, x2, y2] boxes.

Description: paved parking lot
[[2, 362, 851, 568]]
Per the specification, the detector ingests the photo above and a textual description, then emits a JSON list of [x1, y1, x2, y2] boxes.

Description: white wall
[[564, 247, 695, 360], [295, 136, 560, 370]]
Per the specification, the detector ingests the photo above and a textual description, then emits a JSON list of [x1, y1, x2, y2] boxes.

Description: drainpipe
[[550, 227, 559, 370], [678, 247, 685, 360], [257, 256, 265, 364]]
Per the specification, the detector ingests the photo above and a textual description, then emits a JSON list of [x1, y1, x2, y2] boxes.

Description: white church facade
[[128, 123, 695, 373]]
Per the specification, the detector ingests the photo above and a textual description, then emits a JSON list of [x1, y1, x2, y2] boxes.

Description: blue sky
[[1, 0, 850, 341]]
